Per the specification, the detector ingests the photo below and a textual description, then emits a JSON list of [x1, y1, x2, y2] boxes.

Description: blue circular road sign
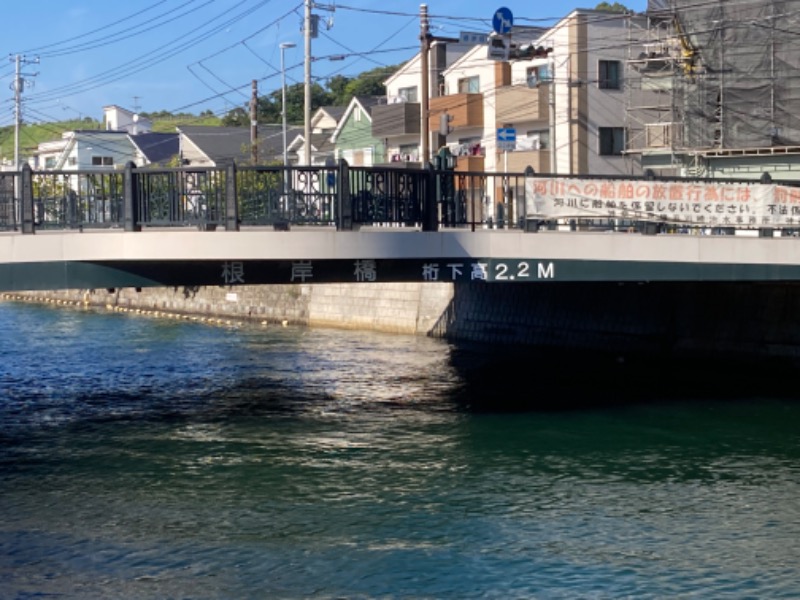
[[492, 7, 513, 34]]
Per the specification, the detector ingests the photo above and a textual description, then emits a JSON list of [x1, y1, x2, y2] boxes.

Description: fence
[[0, 161, 535, 234], [3, 161, 791, 235], [0, 172, 17, 231]]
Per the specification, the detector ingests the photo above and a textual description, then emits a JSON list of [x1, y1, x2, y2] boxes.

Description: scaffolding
[[627, 0, 800, 176]]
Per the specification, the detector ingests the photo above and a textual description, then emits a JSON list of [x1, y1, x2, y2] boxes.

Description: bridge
[[4, 227, 800, 292], [2, 161, 800, 292]]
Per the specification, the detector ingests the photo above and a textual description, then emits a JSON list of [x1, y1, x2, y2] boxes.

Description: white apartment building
[[372, 38, 476, 167], [30, 131, 137, 171], [375, 10, 649, 177]]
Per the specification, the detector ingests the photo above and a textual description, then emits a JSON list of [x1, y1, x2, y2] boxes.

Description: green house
[[331, 96, 386, 166]]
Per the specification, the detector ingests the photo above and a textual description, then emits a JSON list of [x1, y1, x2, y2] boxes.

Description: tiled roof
[[178, 124, 304, 164], [130, 132, 179, 164]]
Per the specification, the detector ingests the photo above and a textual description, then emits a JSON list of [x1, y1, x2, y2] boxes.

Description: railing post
[[225, 162, 239, 231], [642, 169, 658, 235], [20, 164, 34, 234], [756, 172, 775, 237], [515, 168, 529, 229], [123, 161, 140, 232], [423, 161, 438, 232], [522, 166, 539, 232], [337, 158, 352, 231]]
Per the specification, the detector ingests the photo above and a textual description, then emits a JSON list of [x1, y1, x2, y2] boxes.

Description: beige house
[[372, 11, 648, 177], [428, 12, 648, 177]]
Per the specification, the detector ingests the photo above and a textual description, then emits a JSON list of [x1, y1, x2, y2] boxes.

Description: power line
[[8, 0, 280, 111], [16, 1, 169, 55], [26, 1, 206, 59]]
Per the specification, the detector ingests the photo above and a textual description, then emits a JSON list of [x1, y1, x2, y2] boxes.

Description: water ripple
[[2, 302, 800, 598]]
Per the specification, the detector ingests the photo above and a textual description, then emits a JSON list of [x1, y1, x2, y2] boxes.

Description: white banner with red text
[[524, 177, 800, 227]]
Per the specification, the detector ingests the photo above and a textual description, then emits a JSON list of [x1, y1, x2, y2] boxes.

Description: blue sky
[[0, 0, 648, 126]]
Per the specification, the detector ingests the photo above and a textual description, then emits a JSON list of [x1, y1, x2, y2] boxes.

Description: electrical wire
[[6, 0, 799, 153]]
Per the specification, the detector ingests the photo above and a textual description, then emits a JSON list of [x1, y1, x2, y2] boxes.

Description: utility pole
[[11, 54, 39, 170], [14, 55, 21, 171], [304, 0, 312, 165], [250, 79, 258, 164], [420, 4, 430, 165]]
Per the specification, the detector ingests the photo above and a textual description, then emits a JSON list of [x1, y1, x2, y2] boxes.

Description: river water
[[1, 301, 799, 599]]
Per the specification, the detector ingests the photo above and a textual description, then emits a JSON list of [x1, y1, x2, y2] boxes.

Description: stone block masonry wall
[[12, 280, 800, 367], [306, 282, 455, 334], [5, 282, 456, 337]]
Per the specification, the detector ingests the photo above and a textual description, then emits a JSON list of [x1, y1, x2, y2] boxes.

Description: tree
[[248, 82, 333, 125], [201, 62, 404, 129], [595, 2, 631, 12], [327, 75, 351, 106], [341, 65, 399, 102], [222, 107, 249, 127]]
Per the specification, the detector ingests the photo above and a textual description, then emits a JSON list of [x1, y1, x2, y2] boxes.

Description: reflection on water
[[1, 301, 799, 599]]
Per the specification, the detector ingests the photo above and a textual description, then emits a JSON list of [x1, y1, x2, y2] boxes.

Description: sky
[[0, 0, 648, 126]]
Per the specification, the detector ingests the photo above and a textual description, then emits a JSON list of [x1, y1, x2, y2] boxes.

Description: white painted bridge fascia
[[2, 229, 800, 268]]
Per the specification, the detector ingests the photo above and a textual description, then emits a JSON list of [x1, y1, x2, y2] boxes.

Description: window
[[526, 65, 550, 87], [45, 157, 56, 168], [599, 60, 621, 90], [455, 136, 483, 157], [399, 144, 419, 161], [457, 76, 480, 93], [523, 129, 549, 150], [91, 156, 114, 166], [599, 127, 625, 156], [398, 86, 418, 102]]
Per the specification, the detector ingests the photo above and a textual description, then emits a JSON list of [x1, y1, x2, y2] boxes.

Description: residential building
[[27, 105, 177, 171], [627, 0, 800, 181], [330, 96, 385, 166], [30, 130, 138, 171], [103, 105, 152, 134], [372, 37, 475, 168], [288, 105, 346, 166], [129, 133, 180, 167], [426, 13, 647, 176], [178, 124, 301, 167]]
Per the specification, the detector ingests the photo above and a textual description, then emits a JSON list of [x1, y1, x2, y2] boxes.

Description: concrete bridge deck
[[2, 227, 800, 291]]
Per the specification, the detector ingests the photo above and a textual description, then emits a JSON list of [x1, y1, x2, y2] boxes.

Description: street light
[[280, 42, 296, 169]]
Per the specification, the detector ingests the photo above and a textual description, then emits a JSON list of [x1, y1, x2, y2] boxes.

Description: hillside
[[0, 63, 400, 164], [0, 114, 223, 164]]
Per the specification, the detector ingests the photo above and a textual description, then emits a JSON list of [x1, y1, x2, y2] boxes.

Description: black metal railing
[[349, 167, 426, 226], [9, 161, 791, 236], [8, 161, 459, 233], [29, 170, 125, 230], [0, 161, 686, 235], [0, 171, 18, 231], [134, 168, 227, 230]]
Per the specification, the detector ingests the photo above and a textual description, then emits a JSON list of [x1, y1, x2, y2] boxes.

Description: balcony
[[429, 93, 484, 131], [495, 84, 550, 125], [371, 102, 421, 138], [502, 149, 551, 174], [455, 155, 485, 172]]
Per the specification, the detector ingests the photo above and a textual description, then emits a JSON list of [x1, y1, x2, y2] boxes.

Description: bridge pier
[[435, 280, 800, 368]]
